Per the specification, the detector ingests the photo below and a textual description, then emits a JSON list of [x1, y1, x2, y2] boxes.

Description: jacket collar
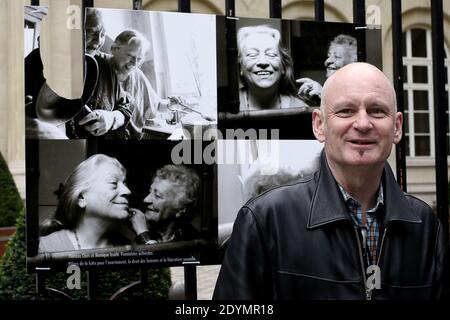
[[307, 151, 422, 229], [381, 161, 422, 224]]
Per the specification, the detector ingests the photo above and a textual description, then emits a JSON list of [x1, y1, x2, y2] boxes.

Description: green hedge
[[0, 207, 171, 300], [0, 153, 23, 227]]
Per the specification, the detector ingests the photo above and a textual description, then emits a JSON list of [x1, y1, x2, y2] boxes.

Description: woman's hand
[[128, 208, 148, 235], [296, 77, 323, 106]]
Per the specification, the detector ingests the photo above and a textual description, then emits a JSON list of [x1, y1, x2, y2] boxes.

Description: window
[[24, 6, 48, 57], [402, 28, 450, 157]]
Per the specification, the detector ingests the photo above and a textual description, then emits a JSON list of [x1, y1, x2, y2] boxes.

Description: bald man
[[214, 63, 449, 300]]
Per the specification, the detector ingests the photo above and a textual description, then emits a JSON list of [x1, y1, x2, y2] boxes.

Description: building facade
[[1, 0, 449, 206]]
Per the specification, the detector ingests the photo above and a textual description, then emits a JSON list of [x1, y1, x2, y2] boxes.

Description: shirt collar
[[338, 184, 384, 214]]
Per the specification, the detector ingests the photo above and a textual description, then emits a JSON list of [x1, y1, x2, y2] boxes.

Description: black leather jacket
[[214, 152, 449, 300]]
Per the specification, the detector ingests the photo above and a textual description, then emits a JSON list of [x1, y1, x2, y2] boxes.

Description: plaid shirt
[[338, 184, 384, 266]]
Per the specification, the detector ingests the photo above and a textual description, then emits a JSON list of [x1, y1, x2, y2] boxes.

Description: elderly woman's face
[[143, 178, 186, 223], [112, 41, 145, 79], [324, 44, 353, 78], [240, 33, 282, 90], [82, 163, 130, 220]]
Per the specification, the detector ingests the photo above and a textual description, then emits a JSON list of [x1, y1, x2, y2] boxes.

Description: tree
[[0, 152, 23, 227]]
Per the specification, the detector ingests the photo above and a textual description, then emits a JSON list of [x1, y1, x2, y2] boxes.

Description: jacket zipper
[[353, 227, 370, 300], [372, 227, 388, 299], [354, 226, 389, 300]]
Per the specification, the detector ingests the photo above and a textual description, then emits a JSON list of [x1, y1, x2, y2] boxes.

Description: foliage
[[0, 210, 171, 300], [0, 152, 24, 227]]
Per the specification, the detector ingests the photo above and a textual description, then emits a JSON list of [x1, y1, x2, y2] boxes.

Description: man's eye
[[369, 108, 387, 117], [336, 109, 354, 116], [266, 52, 278, 58]]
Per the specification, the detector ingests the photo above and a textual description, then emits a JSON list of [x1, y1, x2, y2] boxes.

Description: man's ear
[[393, 111, 403, 144], [312, 108, 326, 143], [78, 193, 86, 209]]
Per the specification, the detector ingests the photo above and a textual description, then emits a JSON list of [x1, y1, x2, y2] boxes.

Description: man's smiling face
[[313, 63, 403, 171]]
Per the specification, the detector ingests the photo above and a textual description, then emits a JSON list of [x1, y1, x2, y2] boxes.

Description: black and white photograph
[[24, 8, 218, 140], [217, 140, 323, 258], [26, 140, 217, 270], [217, 17, 312, 140], [291, 20, 365, 107], [217, 18, 380, 139]]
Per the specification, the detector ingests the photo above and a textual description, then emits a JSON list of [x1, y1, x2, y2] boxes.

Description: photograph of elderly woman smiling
[[237, 24, 307, 111], [217, 18, 316, 139], [39, 154, 132, 252]]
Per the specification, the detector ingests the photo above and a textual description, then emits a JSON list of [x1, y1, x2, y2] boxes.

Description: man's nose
[[353, 110, 372, 132], [324, 57, 333, 67]]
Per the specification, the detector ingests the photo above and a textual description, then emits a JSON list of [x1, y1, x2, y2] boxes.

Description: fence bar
[[31, 0, 39, 5], [184, 265, 198, 300], [25, 140, 40, 258], [80, 21, 97, 289], [35, 272, 46, 295], [353, 0, 366, 24], [178, 0, 191, 13], [270, 0, 282, 19], [176, 0, 198, 300], [84, 0, 94, 8], [225, 2, 240, 114], [133, 0, 142, 10], [87, 270, 100, 300], [226, 0, 235, 17], [315, 0, 325, 22], [431, 0, 449, 229], [391, 0, 407, 192], [82, 1, 93, 79]]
